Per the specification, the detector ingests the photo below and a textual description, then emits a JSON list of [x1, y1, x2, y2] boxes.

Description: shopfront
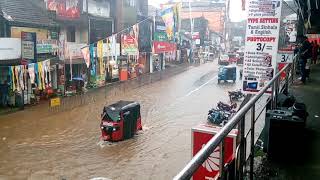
[[120, 28, 140, 80], [152, 41, 177, 72]]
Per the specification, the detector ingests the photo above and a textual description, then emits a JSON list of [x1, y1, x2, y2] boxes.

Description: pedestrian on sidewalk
[[312, 40, 319, 64], [0, 80, 9, 107], [299, 36, 312, 84]]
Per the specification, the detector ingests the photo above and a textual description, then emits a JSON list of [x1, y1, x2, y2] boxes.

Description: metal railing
[[174, 57, 296, 180]]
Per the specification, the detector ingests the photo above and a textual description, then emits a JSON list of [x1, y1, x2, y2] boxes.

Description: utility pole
[[189, 0, 194, 64], [225, 0, 231, 51], [189, 0, 193, 35]]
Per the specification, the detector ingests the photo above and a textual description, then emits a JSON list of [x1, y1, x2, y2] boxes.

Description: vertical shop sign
[[242, 0, 282, 93], [277, 49, 294, 79], [21, 32, 37, 62]]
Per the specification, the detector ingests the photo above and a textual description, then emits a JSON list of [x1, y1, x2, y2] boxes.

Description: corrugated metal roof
[[0, 0, 57, 27]]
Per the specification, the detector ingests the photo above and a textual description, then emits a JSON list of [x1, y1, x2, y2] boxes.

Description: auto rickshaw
[[218, 66, 237, 83], [100, 101, 142, 142]]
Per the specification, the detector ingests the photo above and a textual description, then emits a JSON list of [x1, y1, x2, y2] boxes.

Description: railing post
[[250, 105, 255, 180], [271, 81, 275, 109], [219, 140, 225, 179], [238, 116, 245, 180], [274, 78, 279, 106], [284, 67, 289, 95]]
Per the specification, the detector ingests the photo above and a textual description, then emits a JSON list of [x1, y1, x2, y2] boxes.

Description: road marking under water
[[185, 76, 218, 97]]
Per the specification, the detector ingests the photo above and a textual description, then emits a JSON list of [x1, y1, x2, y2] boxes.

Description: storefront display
[[0, 59, 58, 108], [119, 58, 128, 81], [128, 55, 138, 79]]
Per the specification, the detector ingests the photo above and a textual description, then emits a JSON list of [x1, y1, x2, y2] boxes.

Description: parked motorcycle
[[217, 101, 237, 112], [228, 90, 245, 102], [207, 108, 235, 127], [208, 109, 229, 126]]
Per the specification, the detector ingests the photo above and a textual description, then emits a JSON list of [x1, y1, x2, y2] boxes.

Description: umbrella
[[72, 77, 84, 81]]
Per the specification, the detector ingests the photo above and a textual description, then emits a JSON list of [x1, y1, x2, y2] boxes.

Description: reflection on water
[[0, 63, 241, 180]]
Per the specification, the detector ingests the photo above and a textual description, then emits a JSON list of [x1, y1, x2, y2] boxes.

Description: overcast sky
[[148, 0, 246, 22]]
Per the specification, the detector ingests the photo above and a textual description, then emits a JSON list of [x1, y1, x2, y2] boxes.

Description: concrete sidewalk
[[271, 63, 320, 179]]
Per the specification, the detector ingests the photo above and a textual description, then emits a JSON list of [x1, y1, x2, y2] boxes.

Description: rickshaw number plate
[[103, 122, 113, 126]]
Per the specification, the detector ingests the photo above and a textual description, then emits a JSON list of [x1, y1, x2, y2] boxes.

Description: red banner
[[121, 34, 139, 55], [47, 0, 80, 19], [153, 41, 176, 54]]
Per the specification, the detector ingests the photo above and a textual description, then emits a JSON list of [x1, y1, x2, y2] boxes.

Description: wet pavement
[[0, 62, 243, 180]]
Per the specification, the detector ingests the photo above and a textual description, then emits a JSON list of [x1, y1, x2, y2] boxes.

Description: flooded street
[[0, 62, 242, 180]]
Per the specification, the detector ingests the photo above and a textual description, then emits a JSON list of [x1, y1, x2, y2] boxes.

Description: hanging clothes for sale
[[89, 44, 96, 77], [45, 60, 51, 87], [81, 47, 91, 68], [42, 60, 51, 88], [14, 66, 21, 91], [97, 40, 104, 75], [17, 65, 24, 91], [105, 38, 110, 64], [22, 65, 27, 91], [37, 62, 45, 90], [34, 63, 39, 87], [41, 62, 45, 90], [10, 66, 16, 91], [28, 64, 36, 84]]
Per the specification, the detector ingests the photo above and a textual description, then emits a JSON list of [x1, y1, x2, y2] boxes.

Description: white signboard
[[242, 0, 282, 94], [277, 50, 294, 63], [88, 0, 110, 17], [22, 41, 35, 59], [65, 42, 87, 59], [0, 38, 21, 60]]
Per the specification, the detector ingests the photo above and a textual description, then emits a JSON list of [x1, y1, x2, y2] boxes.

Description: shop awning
[[0, 0, 58, 28]]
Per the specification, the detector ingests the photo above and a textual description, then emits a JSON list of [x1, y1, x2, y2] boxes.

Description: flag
[[112, 35, 117, 63], [160, 7, 175, 40]]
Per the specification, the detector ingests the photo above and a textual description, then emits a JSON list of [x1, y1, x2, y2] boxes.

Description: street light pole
[[189, 0, 194, 64]]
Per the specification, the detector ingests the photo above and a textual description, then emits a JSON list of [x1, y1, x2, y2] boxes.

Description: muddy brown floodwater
[[0, 62, 242, 180]]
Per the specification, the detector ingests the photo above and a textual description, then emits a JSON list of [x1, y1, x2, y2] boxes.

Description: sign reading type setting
[[242, 0, 282, 94]]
